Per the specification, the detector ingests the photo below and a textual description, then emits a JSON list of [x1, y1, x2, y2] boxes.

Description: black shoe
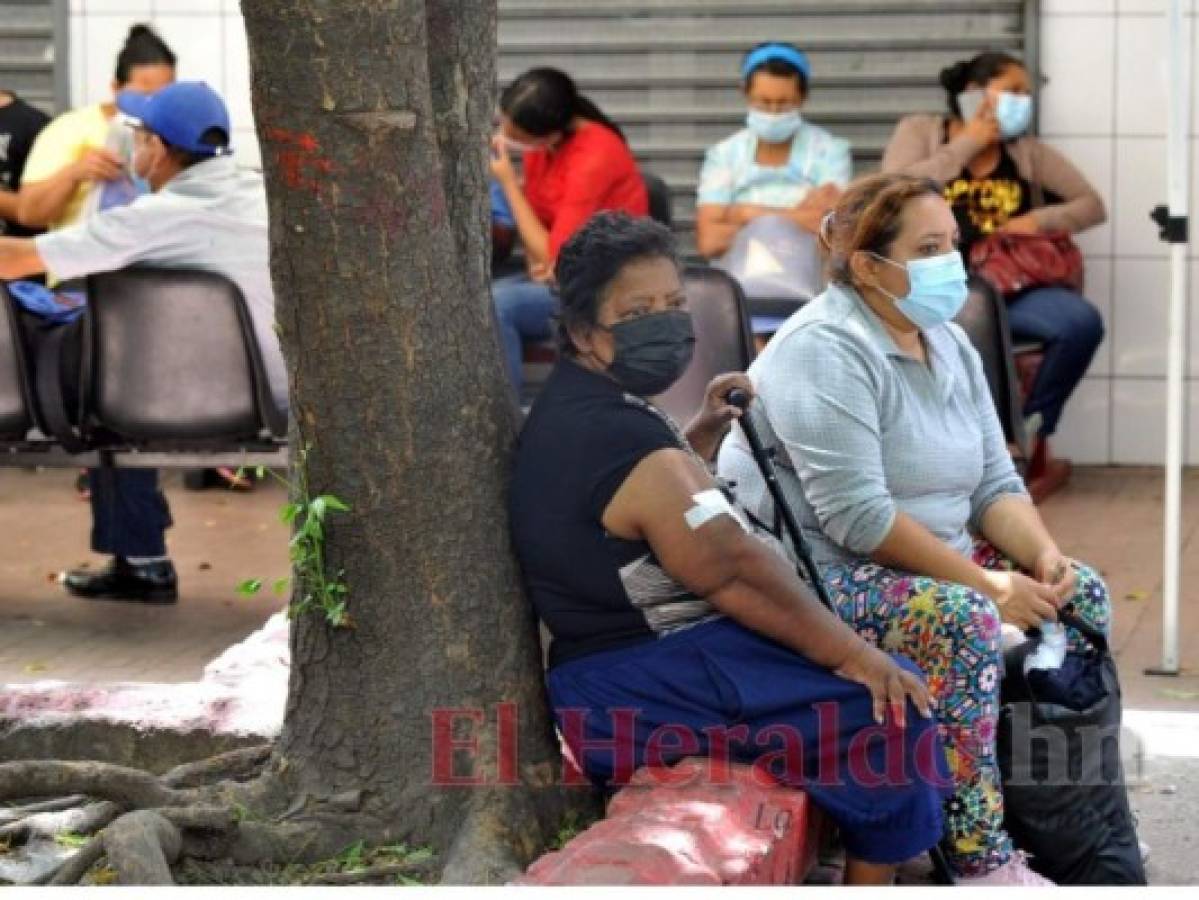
[[65, 558, 178, 604]]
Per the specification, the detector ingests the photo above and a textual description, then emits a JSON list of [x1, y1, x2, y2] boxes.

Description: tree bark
[[239, 0, 581, 873]]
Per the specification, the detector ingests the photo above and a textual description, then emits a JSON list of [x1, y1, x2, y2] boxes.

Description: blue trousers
[[492, 274, 556, 392], [547, 616, 951, 866], [1006, 286, 1104, 436], [88, 467, 172, 558]]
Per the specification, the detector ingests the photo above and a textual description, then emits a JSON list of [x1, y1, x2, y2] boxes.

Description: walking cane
[[726, 388, 957, 885], [725, 387, 831, 610]]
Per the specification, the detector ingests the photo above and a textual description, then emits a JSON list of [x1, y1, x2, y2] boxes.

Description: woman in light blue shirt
[[717, 172, 1113, 885], [695, 42, 851, 260]]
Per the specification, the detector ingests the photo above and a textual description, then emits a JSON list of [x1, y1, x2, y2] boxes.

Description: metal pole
[[1148, 0, 1192, 677]]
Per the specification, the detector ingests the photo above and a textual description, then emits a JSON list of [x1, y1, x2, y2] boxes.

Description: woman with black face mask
[[509, 211, 952, 886]]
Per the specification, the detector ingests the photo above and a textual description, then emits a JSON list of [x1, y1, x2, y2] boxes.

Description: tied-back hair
[[500, 67, 627, 143], [820, 173, 943, 286], [114, 24, 176, 86], [938, 51, 1023, 118], [555, 211, 680, 354]]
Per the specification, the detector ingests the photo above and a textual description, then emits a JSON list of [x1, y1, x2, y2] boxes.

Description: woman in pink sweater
[[882, 52, 1106, 445]]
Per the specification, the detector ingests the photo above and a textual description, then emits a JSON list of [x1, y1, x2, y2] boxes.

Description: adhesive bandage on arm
[[684, 489, 750, 533]]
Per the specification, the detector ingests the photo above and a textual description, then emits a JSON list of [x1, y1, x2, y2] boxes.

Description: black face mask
[[603, 309, 695, 396]]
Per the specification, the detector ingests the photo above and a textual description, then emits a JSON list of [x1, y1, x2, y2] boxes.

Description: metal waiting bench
[[0, 268, 287, 470]]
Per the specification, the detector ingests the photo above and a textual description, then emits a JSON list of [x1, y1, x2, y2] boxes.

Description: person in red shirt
[[489, 68, 648, 396]]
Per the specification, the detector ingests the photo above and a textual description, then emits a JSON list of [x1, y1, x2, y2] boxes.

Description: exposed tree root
[[310, 862, 432, 885], [0, 761, 192, 810], [162, 746, 273, 789], [439, 791, 542, 885], [102, 810, 182, 885], [45, 834, 105, 885], [0, 795, 88, 824], [0, 800, 120, 844], [0, 755, 563, 886]]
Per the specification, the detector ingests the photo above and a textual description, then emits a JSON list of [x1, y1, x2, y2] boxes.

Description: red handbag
[[968, 229, 1085, 297]]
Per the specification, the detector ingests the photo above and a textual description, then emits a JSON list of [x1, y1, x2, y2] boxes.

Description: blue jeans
[[1006, 286, 1104, 436], [492, 274, 556, 392]]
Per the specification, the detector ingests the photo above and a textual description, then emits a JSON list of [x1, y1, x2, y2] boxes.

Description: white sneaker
[[959, 853, 1055, 886]]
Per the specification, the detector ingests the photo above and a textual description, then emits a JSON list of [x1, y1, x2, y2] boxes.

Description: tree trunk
[[239, 0, 582, 878]]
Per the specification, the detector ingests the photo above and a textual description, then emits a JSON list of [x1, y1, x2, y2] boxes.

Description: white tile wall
[[1114, 15, 1180, 137], [221, 13, 252, 136], [1188, 378, 1199, 465], [1039, 16, 1115, 137], [1113, 137, 1169, 258], [68, 1, 258, 169], [1036, 1, 1196, 464], [153, 14, 226, 97], [1085, 257, 1115, 375], [1043, 0, 1116, 12], [1112, 377, 1169, 463], [1052, 376, 1112, 463], [1115, 0, 1196, 14], [1113, 257, 1173, 375], [1187, 259, 1199, 375]]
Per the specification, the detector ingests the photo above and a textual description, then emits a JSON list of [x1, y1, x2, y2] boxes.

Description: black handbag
[[997, 606, 1147, 884]]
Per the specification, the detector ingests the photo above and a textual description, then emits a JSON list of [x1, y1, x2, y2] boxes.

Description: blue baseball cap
[[740, 43, 811, 83], [117, 81, 232, 156]]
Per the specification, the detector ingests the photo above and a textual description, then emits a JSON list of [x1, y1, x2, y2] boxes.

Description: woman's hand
[[984, 569, 1061, 631], [489, 134, 518, 187], [789, 184, 841, 231], [693, 372, 752, 432], [683, 373, 753, 461], [999, 213, 1041, 234], [527, 259, 555, 284], [799, 182, 842, 211], [72, 147, 123, 183], [1033, 547, 1078, 605], [836, 641, 934, 728]]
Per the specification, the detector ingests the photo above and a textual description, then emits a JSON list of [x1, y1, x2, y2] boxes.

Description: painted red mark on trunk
[[265, 127, 336, 195]]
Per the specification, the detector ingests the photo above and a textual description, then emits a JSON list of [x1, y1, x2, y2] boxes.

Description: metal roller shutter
[[498, 0, 1033, 251], [0, 0, 67, 116]]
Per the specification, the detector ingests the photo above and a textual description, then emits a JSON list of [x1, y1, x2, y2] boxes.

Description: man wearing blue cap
[[0, 81, 285, 603]]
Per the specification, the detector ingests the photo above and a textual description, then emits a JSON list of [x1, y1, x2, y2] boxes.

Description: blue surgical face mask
[[870, 251, 969, 330], [995, 91, 1033, 140], [746, 109, 802, 144]]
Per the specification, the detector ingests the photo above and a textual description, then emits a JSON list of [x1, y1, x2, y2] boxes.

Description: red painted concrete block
[[517, 757, 818, 886]]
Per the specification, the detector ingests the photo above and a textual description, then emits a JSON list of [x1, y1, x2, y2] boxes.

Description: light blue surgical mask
[[995, 91, 1033, 140], [746, 109, 802, 144], [870, 251, 969, 330]]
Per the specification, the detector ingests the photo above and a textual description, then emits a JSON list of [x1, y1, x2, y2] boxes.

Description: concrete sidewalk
[[0, 468, 288, 684], [1, 465, 1197, 882]]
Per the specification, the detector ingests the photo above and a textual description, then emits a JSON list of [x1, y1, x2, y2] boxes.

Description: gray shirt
[[716, 281, 1028, 569], [35, 157, 286, 413]]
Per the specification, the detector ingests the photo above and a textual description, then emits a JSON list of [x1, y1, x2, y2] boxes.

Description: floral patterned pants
[[821, 540, 1111, 877]]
